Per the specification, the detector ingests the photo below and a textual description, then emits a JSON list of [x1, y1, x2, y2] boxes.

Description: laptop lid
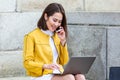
[[62, 57, 96, 75]]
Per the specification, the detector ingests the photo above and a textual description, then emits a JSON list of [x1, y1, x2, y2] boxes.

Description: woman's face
[[45, 12, 63, 32]]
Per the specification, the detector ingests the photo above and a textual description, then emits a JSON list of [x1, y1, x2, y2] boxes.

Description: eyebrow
[[52, 15, 62, 20]]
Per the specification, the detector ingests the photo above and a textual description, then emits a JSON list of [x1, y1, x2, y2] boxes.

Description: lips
[[51, 26, 56, 31]]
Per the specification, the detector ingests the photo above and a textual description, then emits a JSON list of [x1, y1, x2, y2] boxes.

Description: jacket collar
[[41, 29, 54, 37]]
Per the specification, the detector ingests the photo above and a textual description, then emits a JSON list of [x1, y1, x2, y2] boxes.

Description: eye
[[53, 18, 57, 22], [59, 20, 62, 23], [53, 18, 62, 23]]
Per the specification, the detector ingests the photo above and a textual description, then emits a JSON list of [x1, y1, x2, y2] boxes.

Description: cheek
[[59, 23, 62, 26], [46, 20, 52, 26], [49, 19, 54, 25], [46, 20, 54, 29]]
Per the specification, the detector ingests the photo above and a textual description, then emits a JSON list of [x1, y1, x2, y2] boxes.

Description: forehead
[[51, 12, 63, 20]]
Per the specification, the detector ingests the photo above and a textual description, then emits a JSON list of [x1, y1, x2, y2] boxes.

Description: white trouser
[[31, 74, 54, 80]]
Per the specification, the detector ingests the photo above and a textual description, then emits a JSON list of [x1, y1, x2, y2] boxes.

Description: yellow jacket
[[23, 28, 69, 77]]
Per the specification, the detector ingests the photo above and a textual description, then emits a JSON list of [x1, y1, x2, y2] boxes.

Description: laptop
[[53, 57, 96, 75]]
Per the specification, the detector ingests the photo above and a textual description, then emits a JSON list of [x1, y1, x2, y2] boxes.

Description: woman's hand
[[56, 26, 66, 46], [43, 63, 60, 70]]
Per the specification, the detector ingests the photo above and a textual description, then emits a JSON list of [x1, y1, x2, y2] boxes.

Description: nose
[[55, 22, 60, 27]]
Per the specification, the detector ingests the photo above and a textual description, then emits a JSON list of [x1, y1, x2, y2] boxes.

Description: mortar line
[[83, 0, 86, 11], [68, 23, 120, 27], [106, 28, 108, 80]]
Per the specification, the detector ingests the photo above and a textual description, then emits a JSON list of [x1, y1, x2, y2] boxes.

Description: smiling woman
[[23, 3, 86, 80], [37, 3, 68, 38], [44, 12, 63, 32]]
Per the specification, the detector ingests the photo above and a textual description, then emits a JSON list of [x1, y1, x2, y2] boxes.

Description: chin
[[51, 29, 55, 32], [50, 29, 54, 32]]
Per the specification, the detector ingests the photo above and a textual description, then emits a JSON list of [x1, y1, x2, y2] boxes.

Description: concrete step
[[0, 51, 26, 77], [0, 77, 30, 80], [0, 77, 89, 80]]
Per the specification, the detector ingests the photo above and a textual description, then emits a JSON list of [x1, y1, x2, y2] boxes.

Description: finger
[[53, 64, 60, 69], [56, 27, 63, 33], [49, 64, 59, 70], [57, 30, 64, 36], [54, 63, 60, 69]]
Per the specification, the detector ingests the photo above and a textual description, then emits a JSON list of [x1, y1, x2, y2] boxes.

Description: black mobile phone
[[55, 26, 62, 33]]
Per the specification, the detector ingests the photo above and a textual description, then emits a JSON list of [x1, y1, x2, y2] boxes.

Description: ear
[[44, 13, 48, 21]]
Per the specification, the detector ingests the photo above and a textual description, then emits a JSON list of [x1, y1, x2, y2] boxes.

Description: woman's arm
[[23, 35, 44, 76]]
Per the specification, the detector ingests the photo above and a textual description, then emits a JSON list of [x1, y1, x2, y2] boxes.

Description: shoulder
[[28, 28, 41, 35], [25, 28, 43, 37], [24, 28, 41, 39], [24, 28, 49, 41]]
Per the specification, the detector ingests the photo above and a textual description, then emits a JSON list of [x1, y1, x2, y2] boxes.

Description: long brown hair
[[37, 3, 68, 37]]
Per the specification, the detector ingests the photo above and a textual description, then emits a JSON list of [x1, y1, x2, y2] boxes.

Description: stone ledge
[[0, 76, 89, 80], [67, 12, 120, 25], [0, 77, 30, 80]]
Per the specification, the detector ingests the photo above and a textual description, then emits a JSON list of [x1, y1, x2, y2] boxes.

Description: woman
[[23, 3, 86, 80]]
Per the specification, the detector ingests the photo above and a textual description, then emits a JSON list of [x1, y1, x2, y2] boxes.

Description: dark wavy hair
[[37, 3, 68, 37]]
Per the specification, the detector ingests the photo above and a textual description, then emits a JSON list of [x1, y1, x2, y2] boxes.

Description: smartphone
[[55, 26, 62, 33]]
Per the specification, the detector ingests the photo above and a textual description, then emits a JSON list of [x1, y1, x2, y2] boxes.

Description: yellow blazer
[[23, 28, 69, 77]]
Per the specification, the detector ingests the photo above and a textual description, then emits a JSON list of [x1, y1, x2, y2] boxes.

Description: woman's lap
[[31, 74, 86, 80], [51, 74, 75, 80], [52, 74, 86, 80]]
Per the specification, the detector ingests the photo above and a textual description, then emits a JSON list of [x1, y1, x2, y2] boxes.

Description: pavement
[[0, 77, 30, 80]]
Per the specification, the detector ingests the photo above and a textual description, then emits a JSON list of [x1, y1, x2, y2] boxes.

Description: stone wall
[[1, 0, 120, 80]]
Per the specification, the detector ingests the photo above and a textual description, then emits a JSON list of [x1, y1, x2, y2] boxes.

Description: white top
[[41, 29, 58, 63]]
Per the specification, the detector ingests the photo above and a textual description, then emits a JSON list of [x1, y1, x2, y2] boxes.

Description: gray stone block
[[67, 26, 106, 80], [85, 0, 120, 11], [0, 12, 41, 50], [107, 27, 120, 79], [0, 0, 16, 12], [0, 51, 26, 77], [19, 0, 84, 12], [67, 12, 120, 25]]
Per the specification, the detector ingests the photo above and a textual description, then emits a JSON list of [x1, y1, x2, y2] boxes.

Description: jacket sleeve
[[59, 43, 69, 66], [23, 35, 43, 76]]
